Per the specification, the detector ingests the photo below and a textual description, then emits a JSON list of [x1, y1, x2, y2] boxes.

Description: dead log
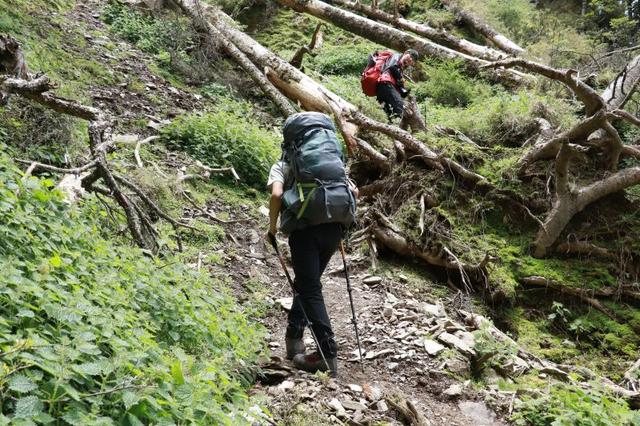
[[519, 276, 616, 319], [532, 143, 640, 257], [385, 394, 430, 426], [370, 212, 493, 297], [622, 358, 640, 392], [462, 310, 640, 408], [556, 241, 616, 260], [331, 0, 507, 61], [275, 0, 528, 85], [602, 54, 640, 110], [168, 0, 296, 117], [290, 23, 324, 69], [496, 55, 640, 174], [439, 0, 524, 55]]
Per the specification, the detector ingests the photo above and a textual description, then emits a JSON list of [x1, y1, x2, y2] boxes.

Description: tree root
[[1, 36, 196, 253]]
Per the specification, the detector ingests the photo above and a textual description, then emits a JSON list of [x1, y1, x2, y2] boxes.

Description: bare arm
[[269, 181, 284, 235]]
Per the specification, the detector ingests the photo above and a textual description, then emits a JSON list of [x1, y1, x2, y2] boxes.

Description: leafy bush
[[414, 60, 489, 107], [512, 383, 639, 426], [310, 43, 379, 75], [0, 151, 265, 424], [103, 2, 170, 54], [161, 101, 280, 188]]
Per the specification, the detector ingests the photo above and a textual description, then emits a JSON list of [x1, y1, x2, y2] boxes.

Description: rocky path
[[232, 223, 509, 425]]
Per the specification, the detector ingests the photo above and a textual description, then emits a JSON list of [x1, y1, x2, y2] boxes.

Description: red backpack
[[360, 50, 394, 97]]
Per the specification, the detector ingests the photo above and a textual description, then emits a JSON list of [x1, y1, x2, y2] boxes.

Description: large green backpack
[[279, 112, 356, 235]]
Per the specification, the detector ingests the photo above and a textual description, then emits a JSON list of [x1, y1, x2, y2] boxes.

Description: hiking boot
[[293, 352, 338, 377], [285, 337, 305, 360]]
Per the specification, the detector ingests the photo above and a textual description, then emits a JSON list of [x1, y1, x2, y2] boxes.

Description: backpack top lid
[[283, 112, 336, 146]]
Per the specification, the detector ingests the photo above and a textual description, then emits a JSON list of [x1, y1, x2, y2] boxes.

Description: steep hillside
[[2, 0, 640, 425]]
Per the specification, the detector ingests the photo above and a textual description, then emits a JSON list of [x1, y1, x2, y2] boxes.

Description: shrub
[[310, 43, 379, 75], [414, 60, 489, 107], [511, 382, 639, 426], [0, 151, 265, 423], [161, 101, 280, 188]]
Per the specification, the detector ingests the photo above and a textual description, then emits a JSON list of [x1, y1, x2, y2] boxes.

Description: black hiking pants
[[376, 82, 404, 122], [286, 222, 343, 358]]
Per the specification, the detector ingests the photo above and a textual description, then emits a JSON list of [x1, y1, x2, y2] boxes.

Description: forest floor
[[40, 1, 532, 424]]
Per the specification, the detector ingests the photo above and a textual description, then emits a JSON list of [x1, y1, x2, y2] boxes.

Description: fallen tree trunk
[[331, 0, 507, 61], [168, 0, 296, 117], [463, 311, 640, 408], [439, 0, 524, 55], [275, 0, 528, 85]]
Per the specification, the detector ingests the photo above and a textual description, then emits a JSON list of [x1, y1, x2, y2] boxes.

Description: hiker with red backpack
[[266, 112, 359, 377], [361, 49, 419, 122]]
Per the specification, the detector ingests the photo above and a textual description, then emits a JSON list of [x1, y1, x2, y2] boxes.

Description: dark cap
[[405, 49, 419, 62]]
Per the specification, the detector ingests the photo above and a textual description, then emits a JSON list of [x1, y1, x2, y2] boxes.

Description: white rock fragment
[[443, 384, 463, 397], [275, 297, 293, 311], [376, 400, 388, 412], [342, 400, 368, 411], [418, 302, 444, 317], [277, 380, 295, 391], [363, 384, 383, 402], [347, 384, 363, 393], [362, 275, 383, 285], [438, 332, 476, 358], [259, 205, 270, 217], [423, 339, 446, 356], [327, 398, 345, 414]]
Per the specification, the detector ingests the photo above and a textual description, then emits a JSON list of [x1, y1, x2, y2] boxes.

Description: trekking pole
[[339, 240, 364, 371], [267, 232, 331, 372]]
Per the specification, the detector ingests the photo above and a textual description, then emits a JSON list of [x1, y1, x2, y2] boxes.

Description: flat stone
[[418, 302, 444, 317], [363, 384, 383, 402], [277, 380, 295, 391], [364, 348, 394, 360], [423, 339, 446, 356], [385, 292, 398, 304], [376, 400, 389, 412], [454, 331, 476, 349], [327, 398, 345, 413], [342, 400, 368, 411], [398, 274, 408, 282], [438, 332, 476, 358], [347, 384, 363, 393], [363, 275, 383, 285], [443, 384, 463, 398]]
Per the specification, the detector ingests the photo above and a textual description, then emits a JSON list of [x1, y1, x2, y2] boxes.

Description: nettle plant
[[0, 151, 265, 424]]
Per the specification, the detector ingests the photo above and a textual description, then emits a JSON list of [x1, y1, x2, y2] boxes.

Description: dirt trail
[[233, 223, 508, 425]]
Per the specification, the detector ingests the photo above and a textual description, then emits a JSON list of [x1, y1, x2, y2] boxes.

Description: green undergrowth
[[160, 98, 280, 189], [0, 149, 266, 424], [511, 382, 639, 426], [0, 0, 118, 99]]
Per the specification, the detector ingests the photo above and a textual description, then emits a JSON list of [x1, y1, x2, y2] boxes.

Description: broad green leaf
[[170, 361, 185, 385], [16, 309, 35, 318], [8, 375, 37, 394], [73, 362, 102, 376], [13, 396, 43, 419], [122, 391, 140, 410]]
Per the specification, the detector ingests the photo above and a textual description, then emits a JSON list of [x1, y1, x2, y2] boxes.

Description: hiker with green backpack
[[266, 112, 358, 377], [361, 48, 419, 122]]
